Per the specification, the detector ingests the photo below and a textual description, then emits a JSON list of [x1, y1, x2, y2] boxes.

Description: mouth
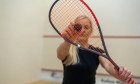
[[80, 33, 85, 37], [80, 32, 89, 37]]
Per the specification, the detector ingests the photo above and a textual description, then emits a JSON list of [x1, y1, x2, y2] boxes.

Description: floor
[[32, 80, 61, 84]]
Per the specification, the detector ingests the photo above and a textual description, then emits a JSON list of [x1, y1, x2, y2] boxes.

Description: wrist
[[64, 41, 71, 45]]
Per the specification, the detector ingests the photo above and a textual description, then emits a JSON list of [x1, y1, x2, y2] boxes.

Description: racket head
[[49, 0, 109, 57]]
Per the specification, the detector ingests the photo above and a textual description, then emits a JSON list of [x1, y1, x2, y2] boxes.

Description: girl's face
[[76, 18, 92, 41]]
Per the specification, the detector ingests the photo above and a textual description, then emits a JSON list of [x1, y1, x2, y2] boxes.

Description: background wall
[[43, 0, 140, 76], [0, 0, 48, 84], [0, 0, 139, 84]]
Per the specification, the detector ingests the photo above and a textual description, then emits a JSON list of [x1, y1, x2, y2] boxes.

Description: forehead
[[78, 18, 91, 25]]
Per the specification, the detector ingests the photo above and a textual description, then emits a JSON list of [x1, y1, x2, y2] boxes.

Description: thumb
[[114, 67, 118, 72], [114, 67, 119, 75]]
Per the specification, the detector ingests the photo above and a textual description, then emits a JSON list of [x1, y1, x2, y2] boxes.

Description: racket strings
[[51, 0, 105, 53]]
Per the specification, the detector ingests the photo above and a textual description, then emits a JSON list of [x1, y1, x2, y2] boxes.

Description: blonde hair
[[63, 45, 79, 66], [63, 15, 92, 66]]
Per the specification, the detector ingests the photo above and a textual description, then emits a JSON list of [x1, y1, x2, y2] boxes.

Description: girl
[[57, 15, 132, 84]]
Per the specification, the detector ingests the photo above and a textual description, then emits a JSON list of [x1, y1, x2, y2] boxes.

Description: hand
[[62, 22, 81, 42], [117, 66, 133, 82]]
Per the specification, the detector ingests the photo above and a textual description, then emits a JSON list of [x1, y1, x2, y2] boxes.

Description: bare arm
[[57, 22, 80, 60], [99, 56, 119, 78], [57, 41, 71, 60], [99, 56, 132, 82]]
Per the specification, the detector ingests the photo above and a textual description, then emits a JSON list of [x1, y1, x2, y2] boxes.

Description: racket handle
[[114, 65, 120, 71], [114, 66, 137, 84], [127, 78, 137, 84]]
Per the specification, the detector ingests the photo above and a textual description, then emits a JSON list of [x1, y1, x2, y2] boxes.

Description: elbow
[[57, 48, 66, 60], [57, 48, 62, 60]]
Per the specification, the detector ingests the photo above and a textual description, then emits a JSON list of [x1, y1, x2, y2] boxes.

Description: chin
[[78, 37, 87, 40]]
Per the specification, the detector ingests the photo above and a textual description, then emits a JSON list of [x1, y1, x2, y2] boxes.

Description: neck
[[76, 40, 89, 48]]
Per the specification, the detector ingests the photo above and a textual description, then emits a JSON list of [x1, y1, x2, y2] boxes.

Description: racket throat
[[108, 57, 119, 71]]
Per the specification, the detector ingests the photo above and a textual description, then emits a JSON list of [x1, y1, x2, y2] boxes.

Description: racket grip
[[114, 66, 137, 84], [127, 78, 137, 84]]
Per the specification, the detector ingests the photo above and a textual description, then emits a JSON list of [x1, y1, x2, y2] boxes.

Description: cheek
[[87, 30, 92, 36]]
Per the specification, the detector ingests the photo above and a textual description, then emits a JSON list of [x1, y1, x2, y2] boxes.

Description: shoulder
[[89, 45, 105, 53]]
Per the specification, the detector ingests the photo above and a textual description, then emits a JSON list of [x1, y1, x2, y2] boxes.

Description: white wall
[[0, 0, 48, 84]]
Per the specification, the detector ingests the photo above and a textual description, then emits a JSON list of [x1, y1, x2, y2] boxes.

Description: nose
[[81, 27, 85, 33]]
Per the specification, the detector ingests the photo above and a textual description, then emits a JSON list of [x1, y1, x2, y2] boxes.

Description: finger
[[126, 70, 131, 80], [70, 22, 76, 26], [63, 28, 77, 41], [68, 23, 76, 33], [119, 70, 126, 80], [68, 25, 77, 36], [65, 22, 74, 31], [68, 24, 73, 31], [128, 73, 133, 78], [119, 66, 124, 75], [123, 70, 131, 81], [127, 73, 133, 81], [114, 67, 118, 72], [120, 67, 132, 82], [66, 30, 72, 38], [119, 67, 126, 80], [62, 30, 72, 39], [65, 24, 74, 35]]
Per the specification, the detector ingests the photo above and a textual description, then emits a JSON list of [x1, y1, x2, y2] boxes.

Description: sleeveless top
[[62, 46, 104, 84]]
